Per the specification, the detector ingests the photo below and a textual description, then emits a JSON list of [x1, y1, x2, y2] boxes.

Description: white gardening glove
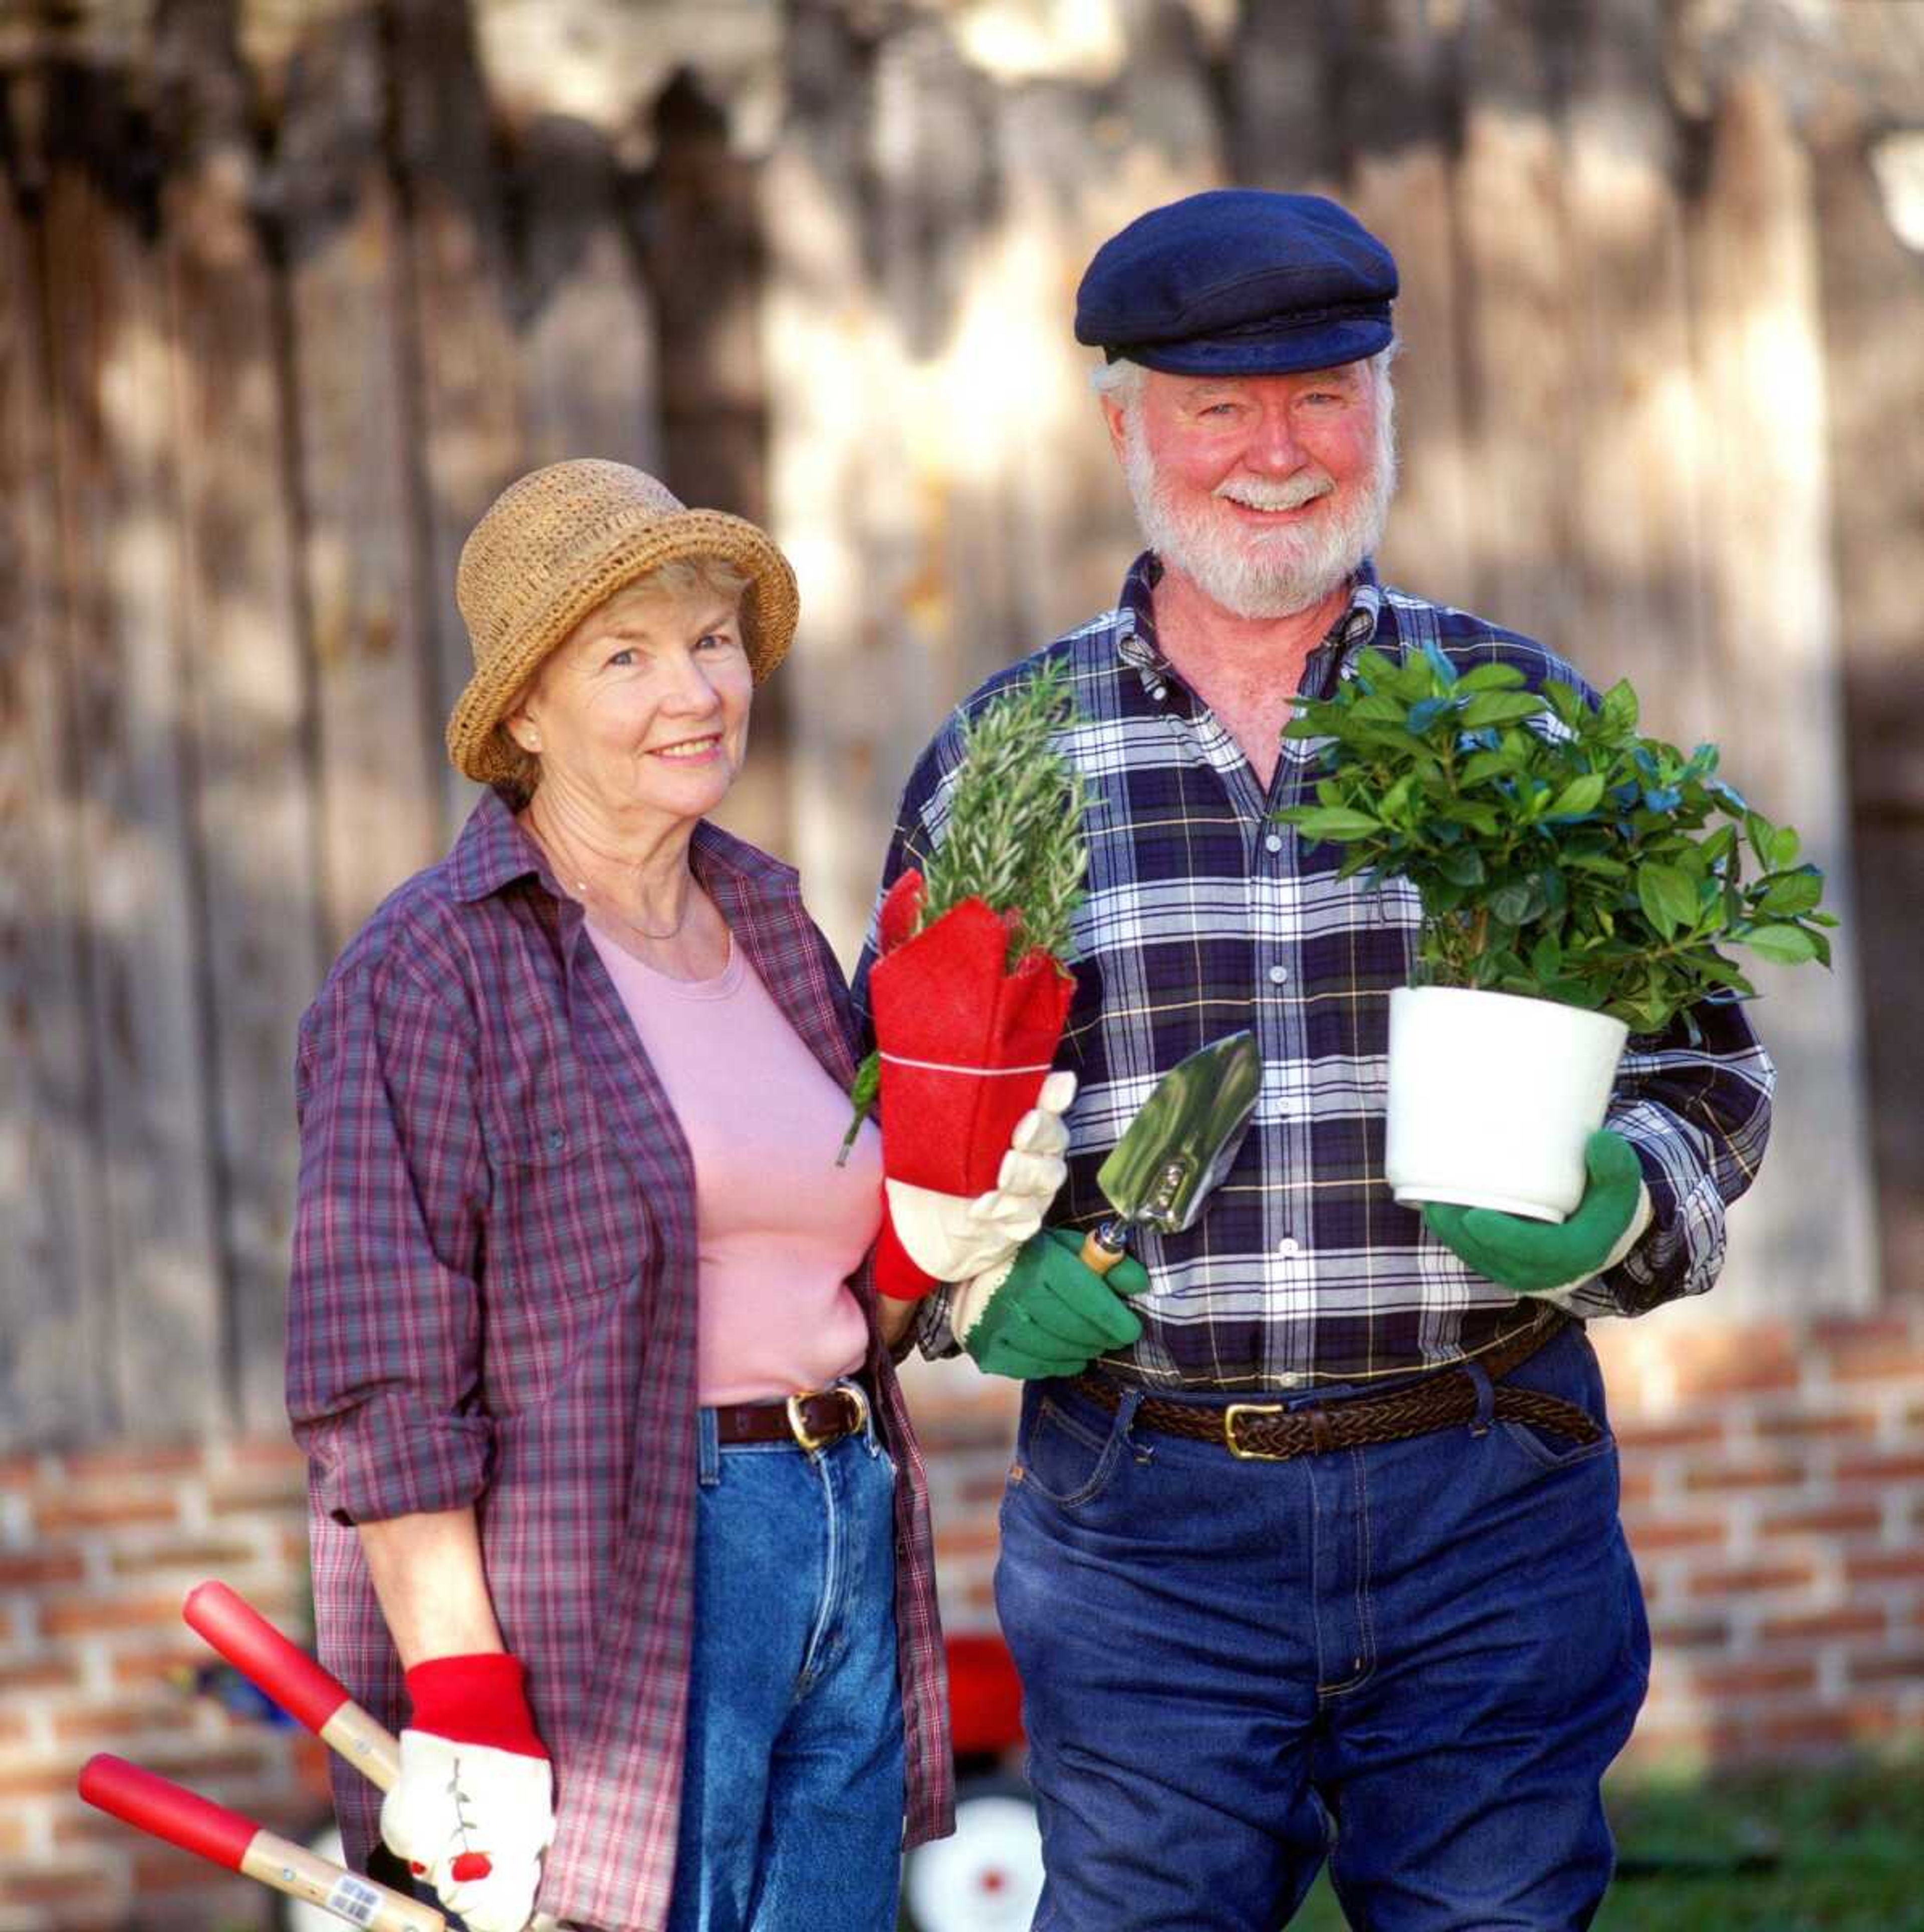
[[381, 1655, 555, 1932], [885, 1072, 1077, 1282]]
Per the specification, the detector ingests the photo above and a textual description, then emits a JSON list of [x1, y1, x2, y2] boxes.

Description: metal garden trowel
[[1077, 1030, 1262, 1278]]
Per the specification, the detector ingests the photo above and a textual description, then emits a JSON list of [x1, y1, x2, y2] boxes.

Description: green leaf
[[1756, 869, 1824, 917], [1420, 640, 1459, 686], [1456, 807, 1506, 839], [1542, 680, 1588, 730], [1636, 860, 1697, 938], [1454, 661, 1528, 693], [1530, 934, 1564, 981], [1742, 923, 1820, 965], [1438, 848, 1486, 887], [1767, 826, 1802, 869], [1545, 773, 1606, 819], [1459, 750, 1515, 786], [1349, 692, 1409, 726], [1286, 807, 1384, 843], [1601, 681, 1639, 731], [1461, 691, 1546, 730], [1488, 881, 1534, 926], [1406, 695, 1459, 733]]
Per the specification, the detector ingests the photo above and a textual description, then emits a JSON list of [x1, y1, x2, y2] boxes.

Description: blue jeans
[[665, 1395, 905, 1932], [996, 1323, 1650, 1932]]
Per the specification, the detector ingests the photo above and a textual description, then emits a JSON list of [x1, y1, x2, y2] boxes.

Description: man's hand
[[954, 1226, 1149, 1378], [886, 1072, 1076, 1285], [1422, 1129, 1652, 1296], [381, 1653, 554, 1932]]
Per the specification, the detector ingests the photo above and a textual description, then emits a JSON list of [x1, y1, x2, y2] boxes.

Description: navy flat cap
[[1075, 189, 1398, 376]]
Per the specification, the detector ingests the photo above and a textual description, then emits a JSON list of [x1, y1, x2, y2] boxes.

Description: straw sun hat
[[445, 459, 800, 788]]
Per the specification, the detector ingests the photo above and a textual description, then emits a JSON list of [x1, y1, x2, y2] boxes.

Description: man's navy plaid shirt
[[855, 555, 1775, 1389]]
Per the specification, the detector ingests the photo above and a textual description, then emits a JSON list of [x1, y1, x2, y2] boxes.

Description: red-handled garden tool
[[78, 1754, 442, 1932], [184, 1581, 402, 1792]]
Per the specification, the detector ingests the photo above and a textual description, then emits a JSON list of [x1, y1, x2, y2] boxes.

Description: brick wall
[[0, 1442, 319, 1932], [1595, 1307, 1924, 1767], [3, 1310, 1920, 1929]]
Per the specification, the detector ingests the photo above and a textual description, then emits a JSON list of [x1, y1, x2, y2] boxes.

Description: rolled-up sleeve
[[288, 950, 495, 1524], [1554, 995, 1776, 1318]]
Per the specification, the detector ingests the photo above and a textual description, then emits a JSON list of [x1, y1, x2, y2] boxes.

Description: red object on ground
[[79, 1755, 257, 1870], [945, 1633, 1026, 1760], [868, 871, 1075, 1300], [183, 1580, 351, 1733]]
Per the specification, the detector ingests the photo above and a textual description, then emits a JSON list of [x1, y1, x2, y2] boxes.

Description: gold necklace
[[532, 811, 691, 941]]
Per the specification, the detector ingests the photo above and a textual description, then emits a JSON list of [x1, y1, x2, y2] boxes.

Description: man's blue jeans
[[666, 1399, 905, 1932], [996, 1323, 1650, 1931]]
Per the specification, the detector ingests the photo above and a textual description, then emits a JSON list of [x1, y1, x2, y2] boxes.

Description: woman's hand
[[357, 1512, 555, 1932], [384, 1654, 554, 1932]]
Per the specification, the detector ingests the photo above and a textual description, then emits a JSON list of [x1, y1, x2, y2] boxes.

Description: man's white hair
[[1095, 347, 1400, 620]]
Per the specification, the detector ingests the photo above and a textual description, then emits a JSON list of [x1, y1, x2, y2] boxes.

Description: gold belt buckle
[[787, 1381, 869, 1453], [1224, 1400, 1288, 1461]]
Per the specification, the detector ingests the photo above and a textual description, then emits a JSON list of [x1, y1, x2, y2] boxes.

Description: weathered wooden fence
[[1, 0, 1916, 1453]]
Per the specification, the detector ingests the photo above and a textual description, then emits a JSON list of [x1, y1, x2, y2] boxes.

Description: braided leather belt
[[1072, 1313, 1600, 1462]]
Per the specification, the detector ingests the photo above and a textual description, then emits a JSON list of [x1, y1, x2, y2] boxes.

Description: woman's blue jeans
[[996, 1322, 1650, 1931], [665, 1397, 905, 1932]]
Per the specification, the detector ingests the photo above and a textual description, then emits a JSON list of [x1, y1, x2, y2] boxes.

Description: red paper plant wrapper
[[868, 869, 1074, 1298]]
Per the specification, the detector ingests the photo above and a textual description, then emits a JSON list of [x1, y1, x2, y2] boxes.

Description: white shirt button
[[1151, 684, 1168, 701], [1276, 1371, 1305, 1390], [1265, 833, 1283, 853], [1278, 1235, 1302, 1257], [1268, 964, 1289, 985]]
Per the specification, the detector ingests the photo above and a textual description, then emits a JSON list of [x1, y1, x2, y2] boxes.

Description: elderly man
[[857, 191, 1775, 1930]]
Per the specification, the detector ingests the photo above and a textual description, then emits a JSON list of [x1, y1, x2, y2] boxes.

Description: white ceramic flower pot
[[1385, 986, 1629, 1224]]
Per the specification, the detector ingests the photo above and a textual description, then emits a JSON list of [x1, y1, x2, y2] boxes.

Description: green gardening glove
[[1422, 1130, 1654, 1297], [953, 1228, 1149, 1379]]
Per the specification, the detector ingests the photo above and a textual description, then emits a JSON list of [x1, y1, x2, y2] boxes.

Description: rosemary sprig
[[839, 661, 1088, 1160], [917, 659, 1089, 969]]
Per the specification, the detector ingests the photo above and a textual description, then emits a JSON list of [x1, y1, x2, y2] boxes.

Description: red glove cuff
[[403, 1652, 549, 1760], [874, 1197, 941, 1302]]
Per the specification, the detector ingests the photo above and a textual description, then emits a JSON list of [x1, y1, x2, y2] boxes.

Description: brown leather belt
[[1072, 1314, 1599, 1463], [711, 1383, 870, 1452]]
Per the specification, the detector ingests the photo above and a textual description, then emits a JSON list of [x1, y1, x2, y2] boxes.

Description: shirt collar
[[1112, 550, 1385, 694], [446, 786, 802, 910]]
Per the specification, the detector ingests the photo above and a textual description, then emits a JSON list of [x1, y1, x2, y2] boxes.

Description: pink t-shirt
[[586, 923, 878, 1404]]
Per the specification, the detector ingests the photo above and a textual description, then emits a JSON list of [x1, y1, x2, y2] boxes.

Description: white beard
[[1122, 391, 1398, 620]]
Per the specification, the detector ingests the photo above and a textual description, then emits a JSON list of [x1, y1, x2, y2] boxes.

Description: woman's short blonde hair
[[605, 554, 753, 614]]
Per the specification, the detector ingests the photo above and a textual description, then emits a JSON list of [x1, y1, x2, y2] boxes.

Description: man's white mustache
[[1213, 472, 1335, 512]]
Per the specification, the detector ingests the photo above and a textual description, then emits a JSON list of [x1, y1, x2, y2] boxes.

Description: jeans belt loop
[[695, 1404, 722, 1486], [1464, 1357, 1495, 1437], [1116, 1384, 1145, 1443]]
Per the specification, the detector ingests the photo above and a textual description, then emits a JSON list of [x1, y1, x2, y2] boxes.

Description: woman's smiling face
[[507, 576, 754, 829]]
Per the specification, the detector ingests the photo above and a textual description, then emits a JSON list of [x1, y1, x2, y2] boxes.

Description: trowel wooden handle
[[1078, 1220, 1130, 1277]]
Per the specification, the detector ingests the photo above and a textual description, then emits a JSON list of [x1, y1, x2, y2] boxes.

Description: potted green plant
[[1277, 642, 1835, 1222]]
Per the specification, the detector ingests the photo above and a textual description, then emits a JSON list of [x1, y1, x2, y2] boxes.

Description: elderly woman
[[287, 462, 1065, 1932]]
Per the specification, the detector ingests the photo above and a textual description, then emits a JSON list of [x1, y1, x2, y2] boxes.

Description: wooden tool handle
[[241, 1828, 446, 1932], [79, 1754, 443, 1932], [184, 1580, 401, 1790], [1077, 1220, 1130, 1277]]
